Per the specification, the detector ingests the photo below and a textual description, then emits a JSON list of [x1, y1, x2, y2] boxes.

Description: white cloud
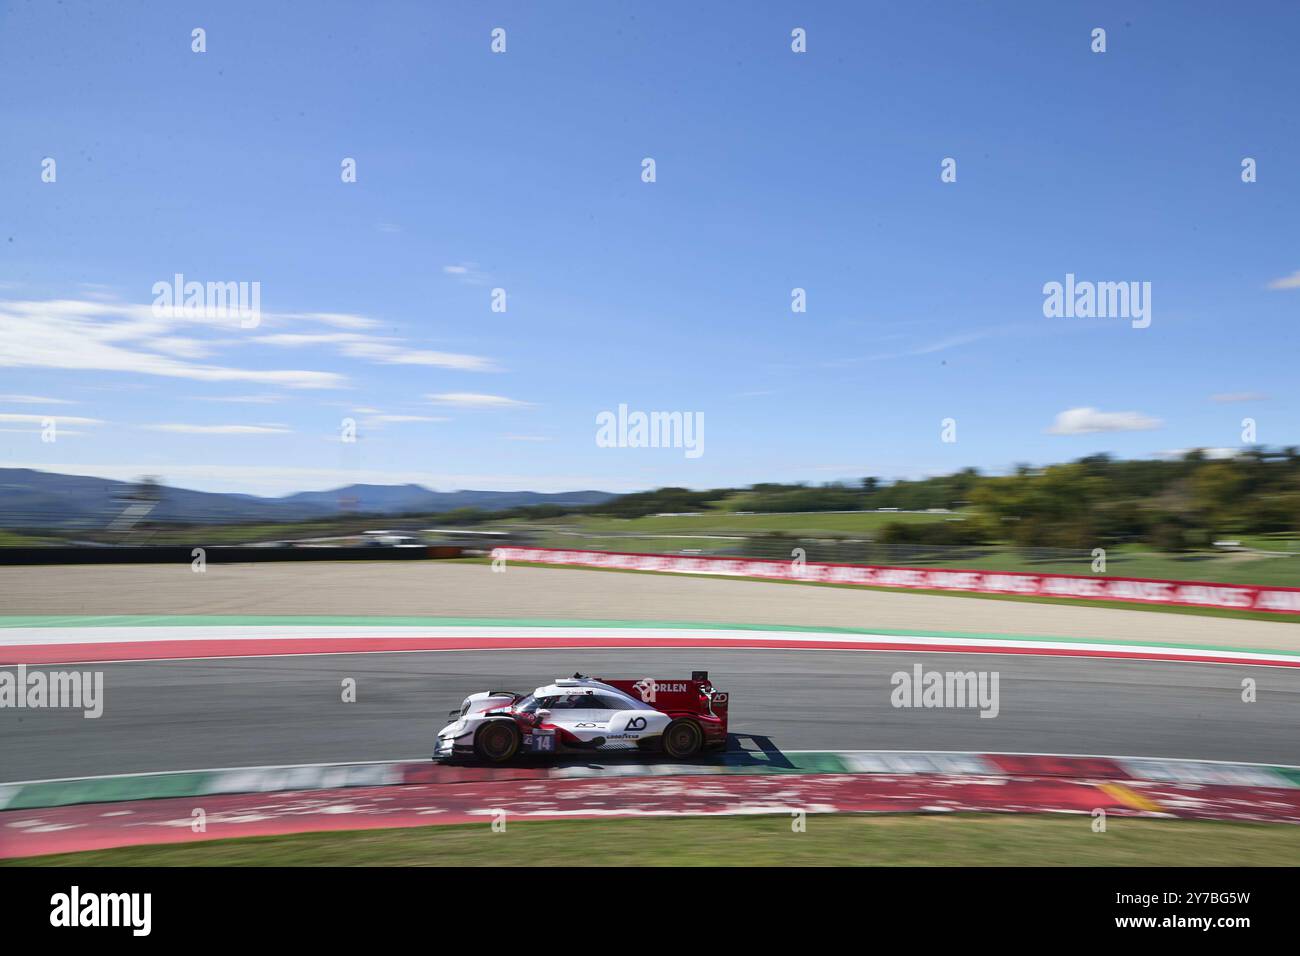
[[272, 311, 379, 330], [1046, 407, 1162, 435], [1266, 270, 1300, 290], [0, 394, 77, 405], [254, 332, 368, 347], [341, 341, 497, 371], [362, 414, 450, 425], [824, 325, 1013, 367], [0, 413, 103, 425], [256, 331, 498, 372], [1210, 391, 1268, 403], [149, 337, 215, 359], [907, 330, 996, 356], [143, 423, 290, 434], [426, 392, 531, 408], [0, 299, 346, 389], [442, 262, 490, 285], [0, 427, 91, 437], [191, 394, 284, 404], [1, 297, 498, 388]]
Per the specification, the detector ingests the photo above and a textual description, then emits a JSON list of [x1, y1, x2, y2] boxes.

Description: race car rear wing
[[602, 674, 729, 723]]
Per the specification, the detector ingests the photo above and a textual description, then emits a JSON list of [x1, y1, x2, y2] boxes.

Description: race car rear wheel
[[474, 720, 521, 763], [661, 718, 703, 759]]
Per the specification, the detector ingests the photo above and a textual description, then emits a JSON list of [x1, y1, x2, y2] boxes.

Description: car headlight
[[441, 719, 468, 737]]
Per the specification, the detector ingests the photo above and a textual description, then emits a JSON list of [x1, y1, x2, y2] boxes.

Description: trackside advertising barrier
[[493, 547, 1300, 615]]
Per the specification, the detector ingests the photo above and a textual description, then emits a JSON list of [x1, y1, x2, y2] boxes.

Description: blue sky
[[2, 1, 1297, 496]]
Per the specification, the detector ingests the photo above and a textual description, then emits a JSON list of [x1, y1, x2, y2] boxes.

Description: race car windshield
[[548, 694, 604, 709], [517, 694, 605, 712]]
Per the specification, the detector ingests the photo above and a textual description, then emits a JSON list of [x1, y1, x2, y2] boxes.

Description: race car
[[433, 671, 729, 763]]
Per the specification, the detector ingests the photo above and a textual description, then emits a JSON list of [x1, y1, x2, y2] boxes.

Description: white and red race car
[[433, 672, 729, 763]]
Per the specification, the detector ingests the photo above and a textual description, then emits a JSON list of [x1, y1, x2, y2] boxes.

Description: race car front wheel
[[474, 720, 521, 763], [661, 718, 703, 759]]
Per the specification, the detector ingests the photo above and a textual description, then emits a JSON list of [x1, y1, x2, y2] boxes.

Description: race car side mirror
[[535, 709, 551, 720]]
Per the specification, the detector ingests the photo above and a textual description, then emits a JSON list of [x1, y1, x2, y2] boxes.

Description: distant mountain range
[[0, 468, 615, 529]]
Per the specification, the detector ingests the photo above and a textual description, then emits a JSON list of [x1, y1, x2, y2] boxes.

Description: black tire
[[474, 720, 521, 763], [661, 718, 703, 759]]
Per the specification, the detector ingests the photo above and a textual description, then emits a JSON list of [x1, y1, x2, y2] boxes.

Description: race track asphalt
[[4, 647, 1297, 782]]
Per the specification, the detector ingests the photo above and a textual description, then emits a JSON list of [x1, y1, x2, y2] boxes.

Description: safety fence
[[493, 547, 1300, 614]]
